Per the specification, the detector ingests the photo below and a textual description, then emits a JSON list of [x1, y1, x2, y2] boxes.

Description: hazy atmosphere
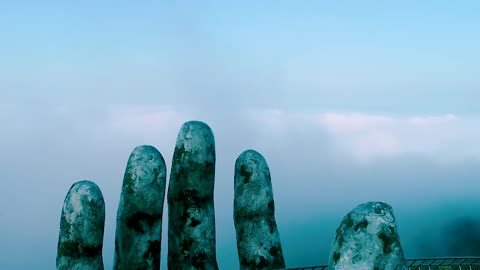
[[2, 1, 480, 269]]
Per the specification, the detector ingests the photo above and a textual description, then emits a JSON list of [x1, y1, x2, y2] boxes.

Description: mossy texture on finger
[[114, 145, 167, 270], [328, 201, 407, 270], [234, 150, 285, 270], [167, 121, 219, 270], [57, 180, 105, 270]]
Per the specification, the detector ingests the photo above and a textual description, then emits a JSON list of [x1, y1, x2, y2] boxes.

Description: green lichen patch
[[143, 240, 160, 265], [267, 217, 277, 234], [378, 232, 395, 253], [267, 200, 275, 212], [354, 219, 368, 232], [269, 244, 281, 257], [180, 237, 194, 256], [344, 214, 354, 229], [122, 171, 135, 194], [190, 217, 201, 227], [333, 252, 341, 263], [190, 251, 209, 268], [58, 240, 102, 258], [125, 211, 160, 233], [337, 234, 345, 248], [239, 165, 252, 184], [352, 254, 362, 264]]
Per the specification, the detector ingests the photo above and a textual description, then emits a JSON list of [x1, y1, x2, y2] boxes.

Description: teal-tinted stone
[[57, 180, 105, 270], [328, 201, 407, 270], [167, 121, 218, 270], [234, 150, 285, 270], [114, 145, 167, 270]]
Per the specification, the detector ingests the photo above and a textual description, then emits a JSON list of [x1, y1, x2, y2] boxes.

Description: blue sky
[[2, 1, 479, 112], [1, 1, 480, 269]]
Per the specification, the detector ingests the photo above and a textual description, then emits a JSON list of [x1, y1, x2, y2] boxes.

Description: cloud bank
[[2, 104, 480, 269]]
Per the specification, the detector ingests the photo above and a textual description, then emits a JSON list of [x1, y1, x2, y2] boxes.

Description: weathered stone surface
[[167, 121, 218, 270], [328, 201, 406, 270], [114, 145, 167, 270], [234, 150, 285, 270], [57, 180, 105, 270]]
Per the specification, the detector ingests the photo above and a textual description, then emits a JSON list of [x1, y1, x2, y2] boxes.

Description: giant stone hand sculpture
[[56, 120, 286, 270]]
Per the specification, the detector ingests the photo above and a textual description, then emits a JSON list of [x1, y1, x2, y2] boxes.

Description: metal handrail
[[285, 257, 480, 270]]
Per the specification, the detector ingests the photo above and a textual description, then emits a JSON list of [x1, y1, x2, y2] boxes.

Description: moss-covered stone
[[234, 150, 285, 270], [333, 252, 341, 263], [114, 145, 166, 270], [167, 121, 218, 270], [56, 180, 105, 270], [328, 201, 406, 270]]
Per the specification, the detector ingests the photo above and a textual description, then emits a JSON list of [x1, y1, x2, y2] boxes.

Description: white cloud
[[248, 109, 479, 163], [408, 113, 457, 126], [3, 104, 480, 270], [347, 131, 401, 161], [49, 104, 476, 164], [318, 112, 395, 133]]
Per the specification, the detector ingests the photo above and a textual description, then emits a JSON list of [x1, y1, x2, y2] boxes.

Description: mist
[[1, 105, 480, 269]]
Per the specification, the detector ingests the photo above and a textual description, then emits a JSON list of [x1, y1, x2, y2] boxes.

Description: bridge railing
[[284, 257, 480, 270]]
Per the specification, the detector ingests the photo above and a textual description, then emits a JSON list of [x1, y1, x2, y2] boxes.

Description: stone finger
[[167, 121, 218, 270], [114, 145, 167, 270], [234, 149, 286, 270], [57, 180, 105, 270]]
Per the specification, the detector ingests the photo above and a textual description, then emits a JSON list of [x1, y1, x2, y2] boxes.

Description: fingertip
[[57, 180, 105, 269]]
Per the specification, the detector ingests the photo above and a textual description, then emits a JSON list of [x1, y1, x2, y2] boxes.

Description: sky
[[1, 1, 480, 269]]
